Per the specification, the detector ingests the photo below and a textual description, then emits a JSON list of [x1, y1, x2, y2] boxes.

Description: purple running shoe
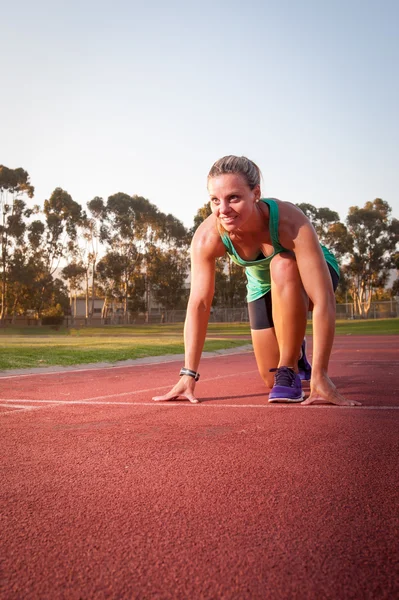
[[268, 366, 305, 403], [298, 338, 312, 381]]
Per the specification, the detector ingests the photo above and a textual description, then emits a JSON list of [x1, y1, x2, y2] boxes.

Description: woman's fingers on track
[[302, 395, 361, 406], [152, 393, 177, 401], [153, 379, 200, 403], [302, 373, 362, 406], [152, 392, 200, 403]]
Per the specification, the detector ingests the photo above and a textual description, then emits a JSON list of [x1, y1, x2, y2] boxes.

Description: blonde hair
[[207, 155, 262, 190], [208, 155, 262, 237]]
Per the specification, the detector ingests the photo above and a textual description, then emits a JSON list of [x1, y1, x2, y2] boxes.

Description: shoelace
[[269, 366, 296, 387]]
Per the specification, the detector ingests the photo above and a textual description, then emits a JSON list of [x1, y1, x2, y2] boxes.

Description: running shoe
[[268, 366, 305, 403], [298, 338, 312, 381]]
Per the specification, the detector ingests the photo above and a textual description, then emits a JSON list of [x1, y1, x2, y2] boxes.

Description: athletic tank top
[[220, 198, 340, 303]]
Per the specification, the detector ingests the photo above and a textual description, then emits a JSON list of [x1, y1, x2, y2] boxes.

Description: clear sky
[[2, 0, 398, 227]]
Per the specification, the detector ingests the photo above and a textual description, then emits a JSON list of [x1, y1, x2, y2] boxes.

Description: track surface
[[1, 336, 398, 599]]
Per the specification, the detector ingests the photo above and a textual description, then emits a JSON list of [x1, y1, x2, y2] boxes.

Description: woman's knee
[[270, 252, 301, 287]]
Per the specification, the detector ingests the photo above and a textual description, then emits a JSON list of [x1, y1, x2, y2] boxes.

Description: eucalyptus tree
[[6, 249, 39, 321], [146, 245, 188, 310], [61, 262, 87, 319], [190, 202, 212, 236], [96, 250, 145, 321], [26, 187, 84, 316], [95, 253, 123, 319], [296, 202, 354, 302], [84, 199, 104, 319], [63, 211, 101, 322], [0, 165, 35, 322], [92, 193, 188, 320], [7, 248, 68, 319], [41, 188, 83, 274], [343, 199, 399, 317], [296, 203, 353, 260], [296, 204, 340, 238]]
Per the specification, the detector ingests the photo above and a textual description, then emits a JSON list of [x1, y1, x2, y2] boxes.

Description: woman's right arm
[[152, 219, 223, 403]]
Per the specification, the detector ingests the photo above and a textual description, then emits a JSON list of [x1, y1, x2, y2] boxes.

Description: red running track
[[1, 335, 398, 599]]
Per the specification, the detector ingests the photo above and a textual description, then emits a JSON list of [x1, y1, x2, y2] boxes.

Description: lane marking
[[0, 403, 37, 410], [0, 370, 260, 404], [0, 403, 48, 415]]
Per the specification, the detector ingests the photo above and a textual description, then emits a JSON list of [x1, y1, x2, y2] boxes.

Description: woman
[[153, 156, 360, 406]]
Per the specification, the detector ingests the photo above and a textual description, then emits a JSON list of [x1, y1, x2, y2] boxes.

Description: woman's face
[[208, 173, 260, 231]]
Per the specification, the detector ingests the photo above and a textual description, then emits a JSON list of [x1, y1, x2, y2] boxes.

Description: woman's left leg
[[251, 327, 280, 389], [248, 292, 279, 388]]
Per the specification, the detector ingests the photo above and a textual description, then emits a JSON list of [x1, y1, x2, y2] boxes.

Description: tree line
[[1, 164, 398, 323]]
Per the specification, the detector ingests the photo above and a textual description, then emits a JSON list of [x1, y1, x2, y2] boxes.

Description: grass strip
[[0, 338, 246, 370], [0, 318, 397, 371]]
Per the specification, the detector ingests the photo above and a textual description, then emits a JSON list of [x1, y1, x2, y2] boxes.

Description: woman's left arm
[[280, 205, 361, 406]]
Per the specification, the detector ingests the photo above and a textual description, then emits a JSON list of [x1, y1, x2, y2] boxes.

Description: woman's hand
[[302, 371, 361, 406], [152, 376, 200, 404]]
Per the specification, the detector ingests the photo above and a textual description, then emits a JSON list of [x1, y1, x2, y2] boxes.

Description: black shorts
[[248, 263, 339, 330]]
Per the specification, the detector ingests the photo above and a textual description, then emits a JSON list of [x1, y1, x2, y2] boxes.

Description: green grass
[[0, 318, 397, 371], [0, 334, 246, 370], [332, 318, 399, 335]]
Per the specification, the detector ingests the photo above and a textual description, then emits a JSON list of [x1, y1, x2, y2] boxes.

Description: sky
[[2, 0, 398, 228]]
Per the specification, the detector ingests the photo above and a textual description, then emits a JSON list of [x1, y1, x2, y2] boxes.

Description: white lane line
[[0, 404, 49, 415], [0, 370, 260, 404], [0, 399, 398, 410], [0, 403, 37, 410]]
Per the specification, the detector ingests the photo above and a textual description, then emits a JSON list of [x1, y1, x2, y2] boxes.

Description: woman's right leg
[[270, 253, 309, 369]]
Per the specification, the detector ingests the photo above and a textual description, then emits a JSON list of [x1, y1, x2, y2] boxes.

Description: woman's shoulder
[[268, 198, 309, 222], [267, 199, 311, 247], [192, 214, 225, 258]]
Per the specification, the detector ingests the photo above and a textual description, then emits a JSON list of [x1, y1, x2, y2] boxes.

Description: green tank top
[[220, 198, 340, 302]]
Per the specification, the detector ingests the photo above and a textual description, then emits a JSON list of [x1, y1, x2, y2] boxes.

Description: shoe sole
[[268, 391, 305, 403]]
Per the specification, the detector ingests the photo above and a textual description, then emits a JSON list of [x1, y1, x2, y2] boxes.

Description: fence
[[334, 300, 399, 320], [147, 299, 399, 323], [105, 300, 398, 324], [1, 300, 398, 327]]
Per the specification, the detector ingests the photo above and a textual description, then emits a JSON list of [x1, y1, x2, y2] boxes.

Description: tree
[[63, 210, 101, 322], [84, 199, 104, 319], [296, 203, 353, 261], [190, 202, 212, 235], [146, 246, 188, 310], [93, 193, 188, 320], [22, 187, 84, 317], [61, 262, 87, 319], [96, 250, 145, 321], [344, 199, 399, 317], [0, 166, 35, 322], [42, 188, 83, 273], [6, 250, 39, 321], [213, 258, 247, 307]]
